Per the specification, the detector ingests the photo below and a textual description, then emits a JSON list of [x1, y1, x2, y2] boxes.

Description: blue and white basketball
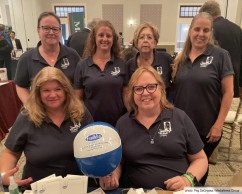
[[73, 122, 122, 177]]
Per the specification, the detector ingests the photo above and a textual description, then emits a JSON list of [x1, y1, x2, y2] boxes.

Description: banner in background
[[68, 12, 84, 35]]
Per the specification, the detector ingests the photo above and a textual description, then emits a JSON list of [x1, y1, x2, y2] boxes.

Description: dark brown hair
[[37, 12, 61, 27]]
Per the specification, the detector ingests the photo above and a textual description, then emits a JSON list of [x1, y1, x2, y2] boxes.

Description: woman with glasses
[[99, 66, 208, 191], [126, 22, 172, 98], [74, 20, 128, 126], [14, 11, 80, 104]]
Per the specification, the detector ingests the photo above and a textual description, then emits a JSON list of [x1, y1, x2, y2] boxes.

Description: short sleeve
[[219, 49, 234, 79], [74, 60, 85, 89], [5, 113, 30, 153], [14, 52, 31, 88]]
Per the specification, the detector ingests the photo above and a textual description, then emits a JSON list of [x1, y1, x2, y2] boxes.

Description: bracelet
[[182, 173, 194, 187]]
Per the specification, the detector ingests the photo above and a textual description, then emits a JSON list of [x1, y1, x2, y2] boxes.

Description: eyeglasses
[[133, 83, 159, 95], [39, 26, 61, 34]]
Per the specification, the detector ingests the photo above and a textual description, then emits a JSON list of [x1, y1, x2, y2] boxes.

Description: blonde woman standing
[[173, 12, 234, 185]]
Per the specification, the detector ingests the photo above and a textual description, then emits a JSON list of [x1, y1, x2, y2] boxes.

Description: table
[[0, 80, 22, 140], [4, 187, 174, 194], [88, 188, 173, 194], [88, 188, 123, 194]]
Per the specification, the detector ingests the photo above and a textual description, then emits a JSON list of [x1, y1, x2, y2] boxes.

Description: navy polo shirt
[[116, 107, 203, 189], [5, 109, 93, 182], [14, 42, 80, 88], [174, 45, 234, 136], [74, 56, 128, 126], [127, 49, 172, 88]]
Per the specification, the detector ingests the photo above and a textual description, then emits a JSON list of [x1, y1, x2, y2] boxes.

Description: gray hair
[[87, 18, 101, 30], [199, 0, 221, 17]]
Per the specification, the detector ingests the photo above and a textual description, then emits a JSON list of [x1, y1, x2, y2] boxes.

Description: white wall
[[2, 0, 242, 51], [227, 0, 237, 21], [0, 0, 10, 24], [0, 5, 3, 24], [7, 0, 52, 51], [49, 0, 208, 46]]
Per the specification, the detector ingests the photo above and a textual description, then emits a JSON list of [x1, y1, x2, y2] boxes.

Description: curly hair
[[127, 66, 173, 115], [24, 67, 85, 128], [83, 20, 121, 59]]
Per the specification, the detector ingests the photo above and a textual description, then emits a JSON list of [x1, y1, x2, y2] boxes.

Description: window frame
[[179, 5, 201, 18], [54, 6, 85, 18]]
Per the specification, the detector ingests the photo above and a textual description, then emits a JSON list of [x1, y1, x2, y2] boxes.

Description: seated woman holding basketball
[[99, 66, 208, 191], [0, 67, 94, 186]]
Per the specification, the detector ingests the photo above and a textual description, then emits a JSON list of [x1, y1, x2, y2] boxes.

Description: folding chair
[[223, 98, 241, 160], [233, 103, 242, 150]]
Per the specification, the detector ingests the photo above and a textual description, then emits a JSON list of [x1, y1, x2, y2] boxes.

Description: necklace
[[149, 121, 162, 144], [39, 45, 59, 64]]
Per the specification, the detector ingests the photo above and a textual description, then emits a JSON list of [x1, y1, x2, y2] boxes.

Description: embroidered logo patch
[[200, 56, 213, 67], [158, 121, 172, 137], [70, 122, 81, 133], [61, 58, 70, 69], [111, 67, 120, 76], [156, 66, 163, 75]]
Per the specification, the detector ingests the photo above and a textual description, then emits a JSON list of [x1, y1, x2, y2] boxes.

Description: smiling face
[[137, 27, 157, 54], [95, 26, 113, 52], [189, 16, 212, 50], [37, 15, 61, 46], [133, 71, 161, 113], [40, 80, 66, 112]]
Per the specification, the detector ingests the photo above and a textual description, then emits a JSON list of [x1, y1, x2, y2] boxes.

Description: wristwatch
[[185, 172, 199, 186]]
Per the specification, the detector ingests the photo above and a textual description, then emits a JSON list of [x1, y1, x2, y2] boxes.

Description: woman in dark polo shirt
[[99, 66, 208, 191], [126, 22, 172, 97], [0, 67, 93, 186], [74, 20, 128, 126], [173, 12, 234, 185]]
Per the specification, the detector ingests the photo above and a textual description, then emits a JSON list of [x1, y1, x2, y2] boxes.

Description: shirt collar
[[134, 49, 156, 64], [203, 44, 214, 56], [32, 41, 66, 62], [129, 108, 170, 123], [185, 44, 214, 61], [87, 54, 114, 67]]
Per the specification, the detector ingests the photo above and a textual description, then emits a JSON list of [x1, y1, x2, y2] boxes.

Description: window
[[54, 6, 85, 18], [176, 23, 190, 52], [179, 6, 201, 18]]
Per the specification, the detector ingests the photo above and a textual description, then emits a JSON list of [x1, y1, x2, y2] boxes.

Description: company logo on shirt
[[156, 66, 163, 75], [200, 56, 213, 67], [70, 122, 81, 133], [111, 67, 120, 76], [61, 58, 70, 69], [158, 121, 172, 137]]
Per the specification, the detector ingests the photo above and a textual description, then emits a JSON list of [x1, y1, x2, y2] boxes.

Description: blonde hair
[[24, 67, 85, 127], [172, 12, 215, 81], [83, 20, 121, 59], [133, 22, 159, 48], [127, 66, 173, 115]]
